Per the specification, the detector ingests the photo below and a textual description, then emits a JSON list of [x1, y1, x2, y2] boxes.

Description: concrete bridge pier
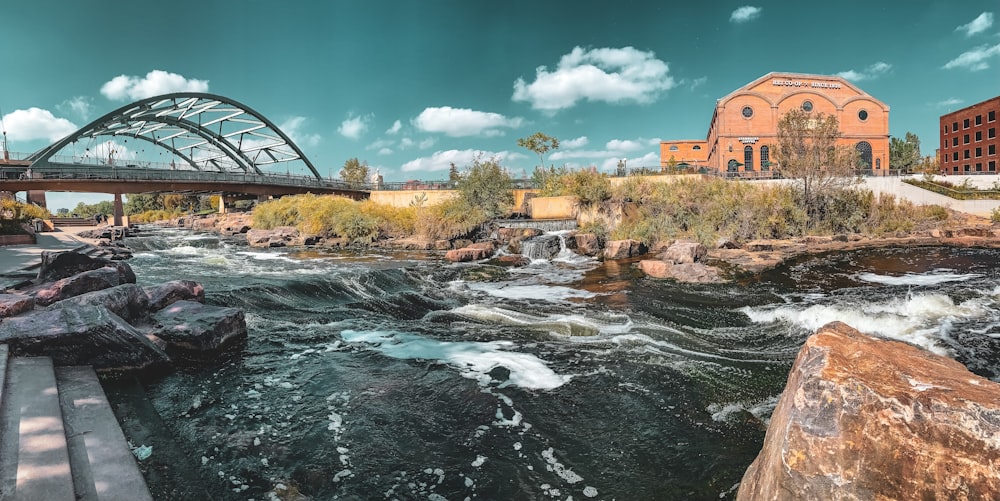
[[113, 193, 124, 226]]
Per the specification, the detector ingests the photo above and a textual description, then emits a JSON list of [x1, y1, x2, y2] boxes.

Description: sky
[[1, 0, 998, 211]]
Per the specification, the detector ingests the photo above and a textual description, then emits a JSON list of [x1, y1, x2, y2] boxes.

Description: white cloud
[[835, 61, 892, 81], [730, 6, 762, 23], [338, 113, 373, 140], [100, 70, 209, 101], [418, 138, 436, 149], [600, 152, 660, 172], [57, 96, 94, 121], [2, 108, 78, 142], [689, 76, 708, 90], [386, 120, 402, 135], [956, 12, 994, 37], [412, 106, 523, 137], [512, 46, 675, 112], [400, 149, 524, 173], [943, 43, 1000, 71], [377, 148, 393, 156], [606, 138, 660, 152], [561, 136, 589, 149], [278, 116, 321, 148], [935, 98, 964, 107], [400, 137, 415, 149]]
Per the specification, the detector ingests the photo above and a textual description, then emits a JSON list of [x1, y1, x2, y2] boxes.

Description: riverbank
[[156, 210, 1000, 282]]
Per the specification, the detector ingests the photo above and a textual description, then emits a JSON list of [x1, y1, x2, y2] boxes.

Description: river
[[119, 227, 1000, 500]]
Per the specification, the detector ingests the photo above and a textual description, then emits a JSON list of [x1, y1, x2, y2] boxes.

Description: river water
[[122, 227, 1000, 500]]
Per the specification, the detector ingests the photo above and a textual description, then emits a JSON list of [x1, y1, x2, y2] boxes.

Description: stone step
[[0, 357, 75, 501], [56, 366, 152, 501]]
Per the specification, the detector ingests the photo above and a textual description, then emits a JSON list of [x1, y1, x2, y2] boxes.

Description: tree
[[340, 158, 369, 187], [773, 109, 858, 217], [456, 156, 514, 220], [124, 194, 164, 215], [72, 200, 115, 218], [889, 132, 921, 173], [664, 155, 678, 173], [517, 132, 559, 168], [448, 163, 461, 183]]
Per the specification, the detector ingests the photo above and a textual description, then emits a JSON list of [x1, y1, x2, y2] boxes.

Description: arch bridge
[[1, 92, 368, 221]]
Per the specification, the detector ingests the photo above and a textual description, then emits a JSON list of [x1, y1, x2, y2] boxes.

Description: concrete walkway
[[0, 230, 95, 288]]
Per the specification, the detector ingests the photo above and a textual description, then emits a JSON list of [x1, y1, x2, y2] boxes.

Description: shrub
[[456, 156, 514, 219], [564, 169, 611, 206], [414, 198, 487, 240]]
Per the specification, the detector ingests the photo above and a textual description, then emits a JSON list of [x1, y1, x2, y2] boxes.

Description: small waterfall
[[520, 234, 563, 260]]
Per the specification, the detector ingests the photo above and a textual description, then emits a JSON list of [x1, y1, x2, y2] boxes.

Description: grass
[[903, 178, 1000, 200]]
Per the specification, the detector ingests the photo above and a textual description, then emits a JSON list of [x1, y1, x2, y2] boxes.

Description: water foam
[[450, 304, 633, 337], [463, 282, 597, 302], [340, 329, 570, 390], [858, 271, 982, 286], [742, 292, 994, 355]]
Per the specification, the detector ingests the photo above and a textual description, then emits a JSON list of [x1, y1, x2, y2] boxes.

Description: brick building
[[939, 96, 1000, 174], [661, 72, 890, 175]]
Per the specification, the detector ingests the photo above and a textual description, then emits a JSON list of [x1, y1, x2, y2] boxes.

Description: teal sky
[[1, 0, 998, 210]]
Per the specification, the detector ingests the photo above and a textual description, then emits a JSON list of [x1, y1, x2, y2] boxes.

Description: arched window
[[876, 158, 881, 170], [744, 146, 754, 171], [855, 141, 873, 169], [692, 145, 702, 150], [669, 145, 679, 151], [727, 159, 739, 172], [760, 146, 770, 171]]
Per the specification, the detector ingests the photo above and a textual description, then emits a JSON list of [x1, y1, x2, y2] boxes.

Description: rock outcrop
[[603, 239, 646, 259], [144, 280, 206, 311], [50, 283, 150, 322], [30, 266, 133, 306], [246, 226, 302, 248], [0, 293, 34, 318], [151, 300, 247, 356], [0, 306, 169, 371], [639, 240, 725, 283], [445, 242, 496, 262], [737, 322, 1000, 500], [658, 240, 706, 264]]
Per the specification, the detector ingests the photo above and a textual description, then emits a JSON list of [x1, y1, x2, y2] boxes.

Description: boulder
[[638, 260, 725, 283], [0, 293, 34, 318], [743, 240, 774, 252], [660, 240, 707, 264], [445, 247, 492, 262], [467, 241, 497, 253], [573, 233, 603, 256], [50, 283, 150, 322], [520, 234, 562, 260], [434, 240, 452, 250], [0, 306, 169, 371], [737, 322, 1000, 501], [604, 239, 646, 259], [151, 300, 247, 355], [496, 227, 543, 244], [715, 237, 740, 249], [36, 251, 115, 282], [246, 226, 301, 248], [31, 266, 129, 306], [493, 255, 531, 267], [144, 280, 206, 311]]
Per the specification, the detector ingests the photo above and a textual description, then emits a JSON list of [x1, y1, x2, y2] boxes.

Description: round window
[[742, 106, 754, 119], [858, 109, 868, 121], [802, 101, 813, 112]]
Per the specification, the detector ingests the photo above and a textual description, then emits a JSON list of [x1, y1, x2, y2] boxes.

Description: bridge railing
[[2, 162, 364, 191]]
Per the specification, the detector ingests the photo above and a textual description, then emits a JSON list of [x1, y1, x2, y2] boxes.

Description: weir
[[495, 218, 577, 232]]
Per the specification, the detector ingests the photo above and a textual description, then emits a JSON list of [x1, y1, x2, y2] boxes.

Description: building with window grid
[[660, 72, 890, 176], [939, 96, 1000, 174]]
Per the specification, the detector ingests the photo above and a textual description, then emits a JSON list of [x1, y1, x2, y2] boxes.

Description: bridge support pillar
[[113, 193, 124, 227], [218, 196, 227, 214], [27, 190, 47, 208]]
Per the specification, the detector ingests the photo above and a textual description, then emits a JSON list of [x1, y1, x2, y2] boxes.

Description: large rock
[[638, 260, 725, 283], [603, 239, 646, 259], [31, 266, 131, 306], [151, 300, 247, 355], [0, 293, 34, 318], [50, 283, 150, 322], [445, 247, 492, 262], [0, 306, 169, 371], [496, 227, 543, 244], [737, 322, 1000, 501], [144, 280, 205, 311], [36, 251, 123, 282], [573, 233, 603, 256], [246, 226, 301, 248], [520, 234, 562, 260], [660, 240, 707, 264]]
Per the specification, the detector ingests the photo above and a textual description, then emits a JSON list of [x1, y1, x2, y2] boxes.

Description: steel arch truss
[[27, 92, 321, 179]]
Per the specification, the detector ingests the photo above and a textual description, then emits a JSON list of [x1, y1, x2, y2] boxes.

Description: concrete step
[[0, 357, 75, 501], [56, 366, 153, 501]]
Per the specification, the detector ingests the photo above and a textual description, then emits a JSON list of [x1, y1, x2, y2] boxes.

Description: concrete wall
[[528, 195, 576, 219], [369, 190, 458, 208], [860, 175, 1000, 218]]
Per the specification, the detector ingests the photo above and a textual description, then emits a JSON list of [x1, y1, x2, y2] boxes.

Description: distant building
[[939, 95, 999, 174], [661, 72, 890, 176]]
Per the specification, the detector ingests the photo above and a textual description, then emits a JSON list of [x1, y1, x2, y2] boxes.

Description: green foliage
[[532, 166, 569, 197], [251, 194, 419, 244], [414, 197, 487, 240], [517, 132, 559, 168], [125, 194, 164, 215], [128, 209, 183, 223], [455, 156, 514, 219], [563, 169, 611, 206], [340, 158, 370, 187], [0, 198, 50, 234], [903, 179, 1000, 200], [889, 132, 921, 172], [72, 200, 115, 218], [992, 207, 1000, 223], [774, 109, 859, 217]]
